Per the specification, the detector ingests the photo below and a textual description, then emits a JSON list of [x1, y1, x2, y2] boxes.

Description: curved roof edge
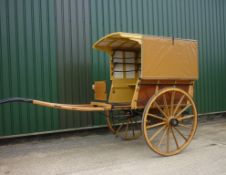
[[93, 32, 142, 53]]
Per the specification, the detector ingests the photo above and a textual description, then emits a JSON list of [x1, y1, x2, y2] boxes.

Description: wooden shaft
[[32, 100, 106, 112]]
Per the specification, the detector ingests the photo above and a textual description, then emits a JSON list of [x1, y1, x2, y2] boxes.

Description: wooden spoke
[[125, 123, 129, 138], [170, 91, 175, 116], [132, 119, 137, 137], [178, 115, 194, 121], [163, 94, 169, 115], [173, 95, 185, 116], [115, 123, 124, 135], [146, 122, 166, 129], [132, 126, 135, 136], [171, 127, 179, 149], [158, 127, 168, 147], [166, 127, 170, 153], [154, 101, 168, 118], [173, 126, 187, 141], [178, 123, 192, 129], [175, 104, 192, 118], [147, 113, 165, 121], [106, 110, 142, 140], [149, 126, 165, 141]]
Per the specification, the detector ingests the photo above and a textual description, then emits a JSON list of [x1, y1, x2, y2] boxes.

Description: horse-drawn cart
[[0, 32, 198, 156]]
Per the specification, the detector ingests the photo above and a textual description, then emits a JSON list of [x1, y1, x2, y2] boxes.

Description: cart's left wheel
[[142, 87, 198, 156], [105, 110, 142, 140]]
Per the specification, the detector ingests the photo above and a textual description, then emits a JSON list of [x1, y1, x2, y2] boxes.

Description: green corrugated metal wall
[[0, 0, 226, 137], [0, 0, 59, 136]]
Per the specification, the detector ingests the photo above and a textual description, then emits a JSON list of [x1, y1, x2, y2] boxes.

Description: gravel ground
[[0, 116, 226, 175]]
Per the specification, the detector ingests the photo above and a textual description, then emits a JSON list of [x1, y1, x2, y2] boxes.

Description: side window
[[112, 50, 140, 79], [138, 52, 141, 78], [125, 51, 136, 79], [112, 51, 124, 79]]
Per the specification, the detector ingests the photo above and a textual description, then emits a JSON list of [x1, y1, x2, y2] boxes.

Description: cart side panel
[[131, 80, 194, 109], [108, 79, 136, 103]]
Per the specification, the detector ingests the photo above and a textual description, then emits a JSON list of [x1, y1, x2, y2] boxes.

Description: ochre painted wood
[[93, 81, 107, 101], [131, 80, 194, 109], [32, 100, 106, 111], [90, 101, 112, 110]]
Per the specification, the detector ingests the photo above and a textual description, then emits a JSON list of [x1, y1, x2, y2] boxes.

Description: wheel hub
[[170, 118, 179, 126]]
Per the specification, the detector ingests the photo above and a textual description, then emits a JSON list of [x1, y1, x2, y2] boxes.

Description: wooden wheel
[[105, 110, 142, 140], [142, 87, 198, 156]]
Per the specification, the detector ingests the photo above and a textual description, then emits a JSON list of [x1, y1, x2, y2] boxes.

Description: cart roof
[[93, 32, 142, 52], [93, 32, 198, 80]]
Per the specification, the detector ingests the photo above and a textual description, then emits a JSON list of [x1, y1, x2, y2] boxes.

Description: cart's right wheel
[[105, 110, 142, 140], [142, 88, 198, 156]]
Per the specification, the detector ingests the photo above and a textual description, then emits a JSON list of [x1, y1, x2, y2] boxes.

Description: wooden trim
[[138, 79, 194, 85], [131, 79, 141, 109], [90, 101, 112, 110], [188, 83, 194, 97], [32, 100, 106, 112], [140, 77, 198, 80], [139, 83, 194, 86]]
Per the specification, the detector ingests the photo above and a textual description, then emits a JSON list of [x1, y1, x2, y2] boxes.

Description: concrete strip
[[0, 118, 226, 175]]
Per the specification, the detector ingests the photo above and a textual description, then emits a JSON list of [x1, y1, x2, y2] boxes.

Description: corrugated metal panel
[[55, 0, 94, 128], [0, 0, 59, 136], [0, 0, 226, 137], [90, 0, 226, 114]]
